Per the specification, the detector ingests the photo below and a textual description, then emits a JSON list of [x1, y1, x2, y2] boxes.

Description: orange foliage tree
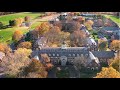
[[110, 40, 120, 51], [0, 43, 11, 54], [17, 41, 32, 49], [77, 16, 85, 24], [12, 30, 23, 43]]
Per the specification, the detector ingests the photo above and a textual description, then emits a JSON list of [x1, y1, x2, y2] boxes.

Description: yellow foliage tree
[[35, 22, 50, 37], [95, 67, 120, 78], [85, 20, 94, 30]]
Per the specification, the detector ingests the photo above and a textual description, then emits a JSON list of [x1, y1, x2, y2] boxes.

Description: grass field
[[104, 15, 120, 27], [0, 12, 43, 25], [0, 12, 43, 43]]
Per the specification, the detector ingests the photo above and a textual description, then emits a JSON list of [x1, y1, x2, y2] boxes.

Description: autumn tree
[[0, 43, 11, 54], [35, 22, 50, 38], [97, 19, 103, 27], [19, 58, 48, 78], [44, 26, 61, 45], [77, 16, 85, 24], [110, 40, 120, 51], [62, 21, 81, 33], [25, 30, 38, 41], [9, 18, 24, 27], [53, 21, 62, 30], [85, 20, 94, 30], [41, 54, 53, 70], [70, 30, 87, 47], [17, 41, 32, 49], [44, 26, 70, 46], [74, 54, 88, 70], [59, 31, 70, 46], [98, 39, 108, 51], [24, 16, 31, 22], [12, 30, 23, 43], [109, 57, 120, 72], [1, 48, 32, 78], [95, 67, 120, 78]]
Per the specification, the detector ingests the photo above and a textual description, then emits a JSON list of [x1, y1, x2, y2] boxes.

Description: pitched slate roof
[[32, 47, 89, 58], [92, 51, 115, 59], [102, 27, 120, 31]]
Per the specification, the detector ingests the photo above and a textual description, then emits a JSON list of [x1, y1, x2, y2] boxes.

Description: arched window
[[77, 54, 79, 57], [91, 67, 94, 70], [69, 54, 71, 57], [53, 53, 55, 56], [57, 54, 59, 56], [73, 54, 75, 57]]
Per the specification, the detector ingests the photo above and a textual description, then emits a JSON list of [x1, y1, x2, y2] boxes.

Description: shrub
[[9, 18, 22, 27], [9, 20, 15, 26], [0, 22, 3, 29], [24, 16, 31, 22]]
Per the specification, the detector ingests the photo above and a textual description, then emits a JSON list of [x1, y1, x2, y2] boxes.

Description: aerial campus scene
[[0, 12, 119, 78]]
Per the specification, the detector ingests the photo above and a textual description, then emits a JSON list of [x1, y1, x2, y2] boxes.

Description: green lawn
[[104, 15, 120, 27], [56, 69, 69, 78], [0, 12, 43, 25], [0, 12, 43, 44]]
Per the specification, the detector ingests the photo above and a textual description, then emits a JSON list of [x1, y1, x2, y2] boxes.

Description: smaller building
[[92, 51, 115, 64], [87, 37, 97, 46]]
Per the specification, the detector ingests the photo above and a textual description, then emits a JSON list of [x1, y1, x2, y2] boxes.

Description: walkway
[[28, 14, 60, 30]]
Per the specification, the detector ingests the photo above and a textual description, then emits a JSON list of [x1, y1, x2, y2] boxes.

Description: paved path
[[28, 14, 60, 30]]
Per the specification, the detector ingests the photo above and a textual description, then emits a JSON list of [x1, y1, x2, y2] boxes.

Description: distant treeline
[[0, 12, 20, 16]]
